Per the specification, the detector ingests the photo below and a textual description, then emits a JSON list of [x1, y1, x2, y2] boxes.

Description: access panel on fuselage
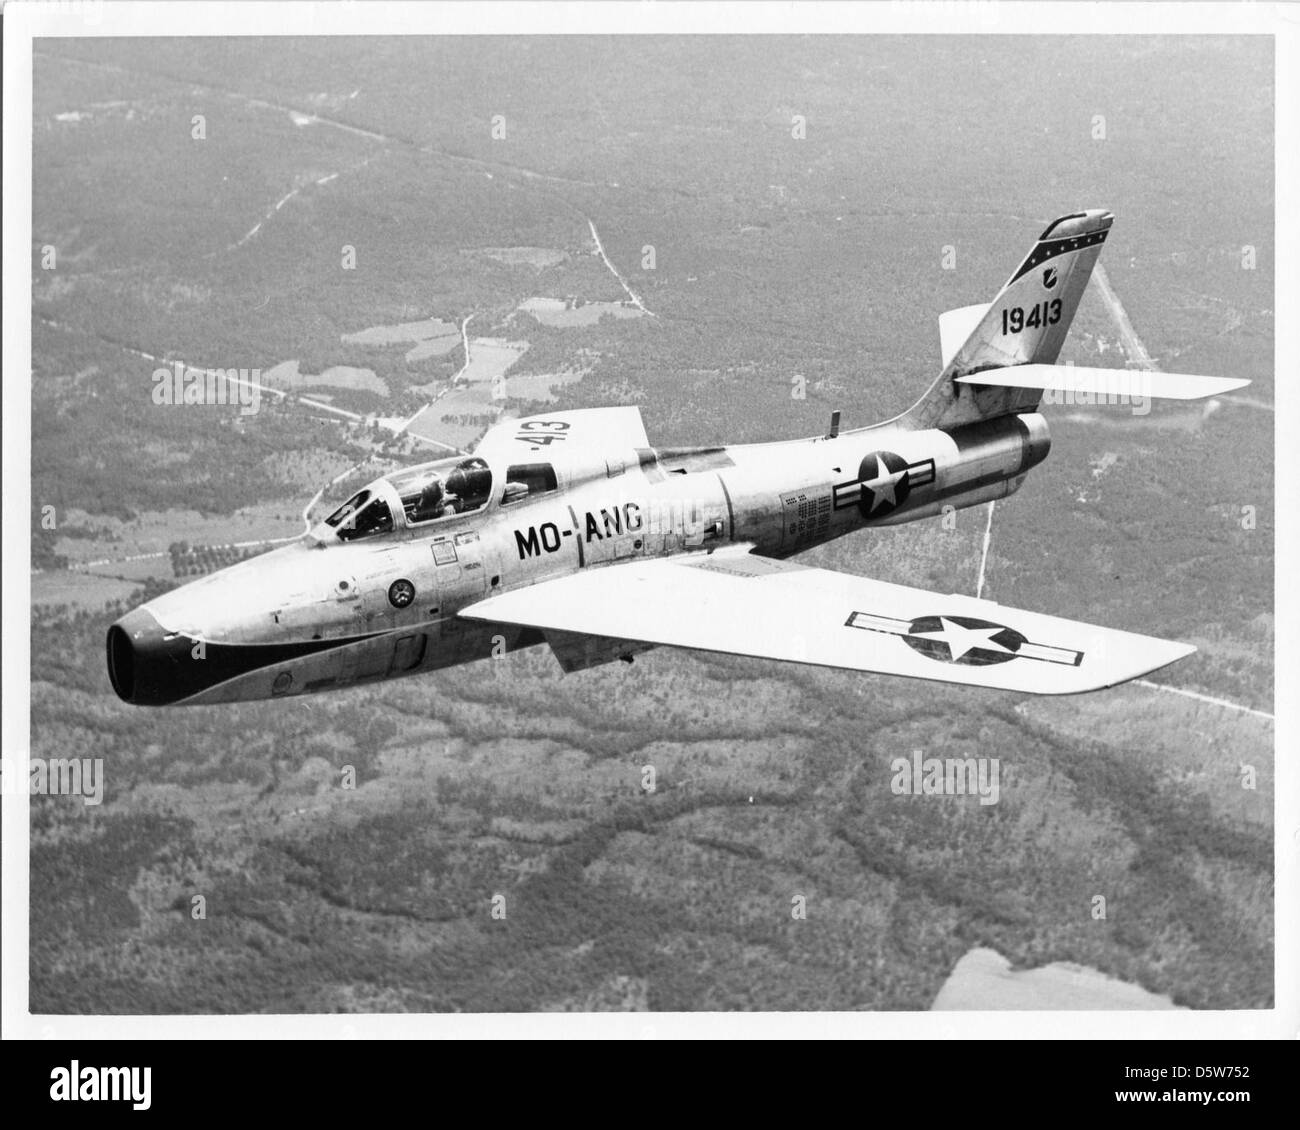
[[637, 472, 730, 558]]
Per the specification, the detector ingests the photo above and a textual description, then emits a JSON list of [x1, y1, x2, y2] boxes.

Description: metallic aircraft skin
[[105, 210, 1247, 706], [109, 414, 1046, 705]]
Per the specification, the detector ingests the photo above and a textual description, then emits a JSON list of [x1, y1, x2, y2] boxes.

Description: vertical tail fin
[[899, 210, 1114, 430]]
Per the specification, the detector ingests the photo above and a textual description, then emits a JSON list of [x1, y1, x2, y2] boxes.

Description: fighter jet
[[106, 210, 1249, 706]]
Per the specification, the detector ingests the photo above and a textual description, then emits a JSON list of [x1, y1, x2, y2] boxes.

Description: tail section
[[899, 210, 1113, 430]]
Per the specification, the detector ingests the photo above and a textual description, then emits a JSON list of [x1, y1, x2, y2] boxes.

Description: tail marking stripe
[[1007, 228, 1108, 286]]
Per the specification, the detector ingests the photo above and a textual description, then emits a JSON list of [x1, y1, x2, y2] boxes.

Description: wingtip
[[1140, 639, 1198, 679], [1082, 638, 1197, 694]]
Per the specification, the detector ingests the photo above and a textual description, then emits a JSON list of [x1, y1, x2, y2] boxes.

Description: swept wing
[[461, 548, 1194, 694]]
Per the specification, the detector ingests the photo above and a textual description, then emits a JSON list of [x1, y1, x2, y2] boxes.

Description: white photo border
[[4, 0, 1294, 1040]]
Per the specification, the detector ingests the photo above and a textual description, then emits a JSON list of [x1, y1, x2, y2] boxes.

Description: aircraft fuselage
[[107, 412, 1050, 706]]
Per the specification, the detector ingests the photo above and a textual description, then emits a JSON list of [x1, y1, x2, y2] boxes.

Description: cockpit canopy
[[315, 456, 494, 543], [323, 487, 394, 542], [390, 458, 492, 524]]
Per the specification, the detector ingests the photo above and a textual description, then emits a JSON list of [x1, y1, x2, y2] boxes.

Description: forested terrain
[[30, 35, 1273, 1012]]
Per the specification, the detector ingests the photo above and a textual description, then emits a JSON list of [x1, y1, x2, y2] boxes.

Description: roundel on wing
[[857, 451, 913, 519], [902, 615, 1027, 666]]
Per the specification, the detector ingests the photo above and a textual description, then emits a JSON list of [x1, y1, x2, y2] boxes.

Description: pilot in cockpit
[[445, 458, 491, 512], [409, 477, 446, 524], [388, 457, 495, 528]]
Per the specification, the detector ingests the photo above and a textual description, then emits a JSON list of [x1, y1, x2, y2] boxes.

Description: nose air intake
[[105, 607, 201, 707], [107, 603, 373, 706], [106, 624, 135, 701], [105, 608, 176, 705]]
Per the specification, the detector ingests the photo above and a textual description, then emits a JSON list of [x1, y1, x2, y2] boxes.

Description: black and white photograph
[[3, 1, 1295, 1046]]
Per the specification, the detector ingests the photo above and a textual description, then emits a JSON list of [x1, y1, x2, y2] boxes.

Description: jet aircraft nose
[[106, 607, 203, 706]]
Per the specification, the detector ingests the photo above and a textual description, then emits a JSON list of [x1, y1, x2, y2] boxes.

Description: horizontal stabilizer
[[955, 365, 1249, 401], [939, 304, 990, 369]]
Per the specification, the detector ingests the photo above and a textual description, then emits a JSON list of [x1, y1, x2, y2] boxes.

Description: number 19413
[[1001, 299, 1062, 335]]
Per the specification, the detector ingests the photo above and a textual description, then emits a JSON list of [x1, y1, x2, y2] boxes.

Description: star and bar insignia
[[833, 452, 935, 519], [845, 611, 1084, 667]]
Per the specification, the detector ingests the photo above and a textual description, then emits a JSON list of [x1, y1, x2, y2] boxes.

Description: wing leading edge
[[460, 549, 1195, 694]]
